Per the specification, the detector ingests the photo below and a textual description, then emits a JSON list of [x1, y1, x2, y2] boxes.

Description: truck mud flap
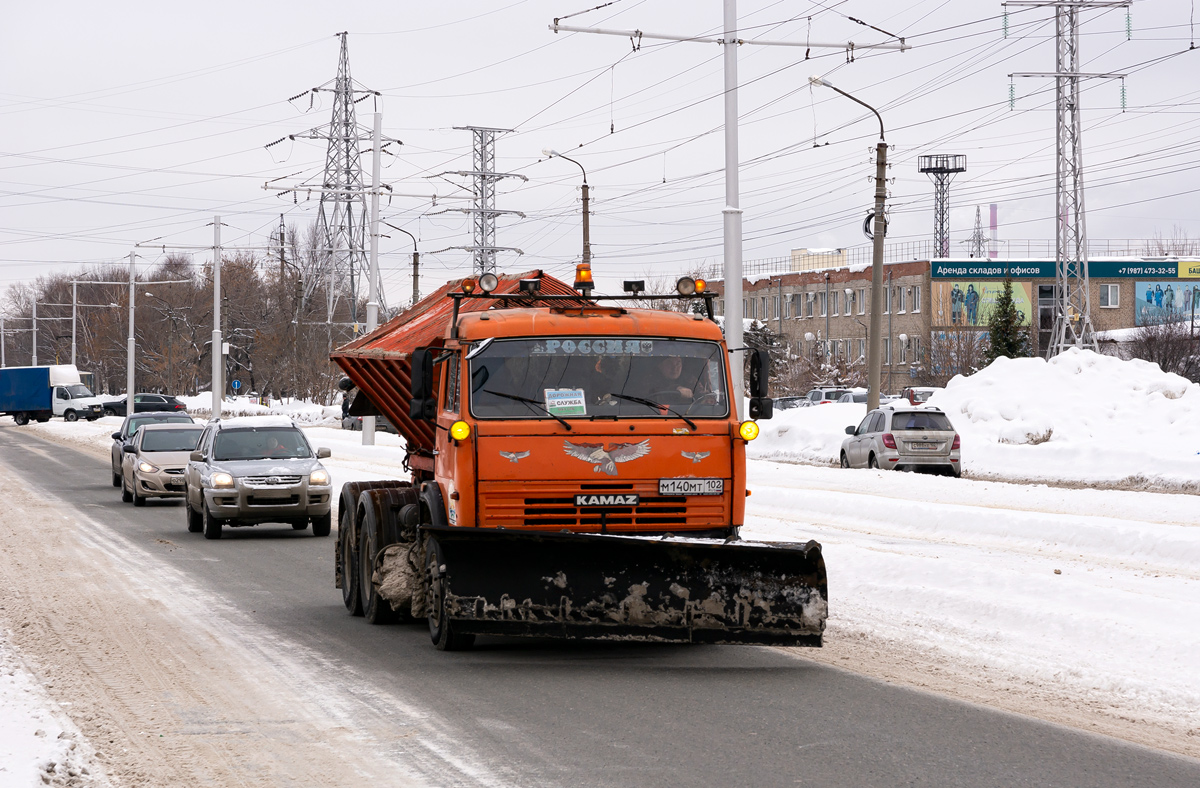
[[422, 525, 827, 647]]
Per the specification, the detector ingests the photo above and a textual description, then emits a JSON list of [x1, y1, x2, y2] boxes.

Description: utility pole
[[918, 154, 967, 257], [71, 281, 77, 366], [887, 269, 894, 393], [550, 5, 908, 417], [1009, 0, 1128, 357], [212, 217, 222, 420], [824, 272, 831, 362], [31, 300, 38, 366], [1, 318, 5, 367], [363, 113, 382, 443], [127, 251, 136, 418], [384, 222, 421, 307]]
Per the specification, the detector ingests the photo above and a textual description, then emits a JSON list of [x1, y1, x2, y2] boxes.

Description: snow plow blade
[[423, 526, 827, 646]]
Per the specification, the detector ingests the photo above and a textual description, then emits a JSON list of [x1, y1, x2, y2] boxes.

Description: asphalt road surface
[[2, 425, 1198, 788]]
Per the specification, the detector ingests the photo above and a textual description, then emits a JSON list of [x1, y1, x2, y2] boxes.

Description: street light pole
[[363, 113, 383, 444], [212, 216, 223, 420], [384, 223, 421, 307], [810, 76, 888, 411], [542, 149, 590, 268], [127, 251, 136, 418], [71, 281, 77, 366]]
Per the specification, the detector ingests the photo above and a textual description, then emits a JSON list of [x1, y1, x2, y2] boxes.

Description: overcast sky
[[2, 1, 1197, 303]]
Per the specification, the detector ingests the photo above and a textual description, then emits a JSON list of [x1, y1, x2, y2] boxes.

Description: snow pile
[[177, 393, 339, 425], [751, 349, 1200, 489], [0, 634, 105, 787], [933, 348, 1200, 487]]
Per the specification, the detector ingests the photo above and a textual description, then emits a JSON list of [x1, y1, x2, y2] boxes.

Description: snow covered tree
[[985, 274, 1029, 364]]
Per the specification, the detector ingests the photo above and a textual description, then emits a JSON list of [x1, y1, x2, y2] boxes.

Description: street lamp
[[542, 149, 591, 269], [384, 222, 421, 306], [809, 75, 888, 410]]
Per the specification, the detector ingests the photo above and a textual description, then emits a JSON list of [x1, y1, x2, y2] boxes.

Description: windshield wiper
[[482, 389, 573, 431], [604, 393, 697, 430]]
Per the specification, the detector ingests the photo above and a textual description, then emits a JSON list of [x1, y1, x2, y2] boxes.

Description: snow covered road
[[743, 461, 1200, 754]]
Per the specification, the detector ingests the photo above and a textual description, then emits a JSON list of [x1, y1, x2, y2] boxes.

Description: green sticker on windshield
[[544, 389, 587, 417]]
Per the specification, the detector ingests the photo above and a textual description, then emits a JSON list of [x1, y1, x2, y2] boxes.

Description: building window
[[806, 293, 814, 318], [1100, 283, 1119, 308], [897, 286, 906, 314], [883, 289, 890, 315], [911, 336, 922, 363], [781, 295, 790, 319], [819, 291, 827, 317], [858, 338, 866, 360], [883, 337, 891, 365], [742, 298, 748, 318], [832, 291, 839, 316], [898, 338, 907, 364], [773, 295, 780, 319], [858, 288, 866, 315], [912, 286, 921, 313]]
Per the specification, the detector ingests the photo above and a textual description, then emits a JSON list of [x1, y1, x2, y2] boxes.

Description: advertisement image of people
[[1136, 281, 1200, 326], [933, 281, 1033, 328]]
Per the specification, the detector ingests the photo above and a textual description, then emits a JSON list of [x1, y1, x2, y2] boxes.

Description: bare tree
[[1118, 319, 1199, 382], [927, 328, 989, 386]]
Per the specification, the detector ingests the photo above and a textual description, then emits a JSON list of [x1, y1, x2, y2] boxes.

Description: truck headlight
[[309, 469, 329, 485], [212, 472, 235, 488], [138, 461, 159, 474]]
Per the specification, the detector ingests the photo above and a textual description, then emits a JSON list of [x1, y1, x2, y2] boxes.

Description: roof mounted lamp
[[574, 262, 594, 293], [623, 280, 645, 295], [479, 273, 499, 293]]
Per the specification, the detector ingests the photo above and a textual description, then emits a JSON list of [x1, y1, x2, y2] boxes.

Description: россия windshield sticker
[[544, 388, 587, 417], [531, 339, 653, 355]]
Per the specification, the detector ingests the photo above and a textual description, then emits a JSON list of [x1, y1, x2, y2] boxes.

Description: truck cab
[[425, 306, 751, 537], [52, 381, 105, 421]]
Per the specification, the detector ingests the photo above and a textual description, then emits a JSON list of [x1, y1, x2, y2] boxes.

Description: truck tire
[[185, 495, 203, 533], [359, 518, 395, 625], [64, 410, 78, 422], [426, 537, 475, 652], [311, 512, 331, 538], [203, 506, 223, 540], [340, 507, 363, 616], [13, 413, 28, 426], [35, 415, 49, 423]]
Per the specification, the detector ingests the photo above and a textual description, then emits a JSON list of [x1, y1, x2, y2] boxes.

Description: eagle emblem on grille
[[563, 440, 650, 476], [499, 450, 530, 463], [681, 451, 709, 463]]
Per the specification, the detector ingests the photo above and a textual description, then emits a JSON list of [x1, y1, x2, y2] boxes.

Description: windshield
[[127, 414, 192, 437], [892, 412, 953, 431], [142, 428, 203, 452], [213, 428, 312, 461], [469, 337, 729, 420], [65, 384, 93, 398]]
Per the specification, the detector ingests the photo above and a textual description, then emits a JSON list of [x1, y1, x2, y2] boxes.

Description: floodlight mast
[[552, 4, 909, 416]]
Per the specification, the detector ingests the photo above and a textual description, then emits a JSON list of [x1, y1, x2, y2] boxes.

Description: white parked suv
[[840, 406, 961, 477]]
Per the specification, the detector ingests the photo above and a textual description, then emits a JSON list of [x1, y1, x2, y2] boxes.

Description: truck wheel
[[36, 416, 49, 423], [185, 495, 203, 533], [359, 522, 394, 625], [121, 479, 133, 503], [203, 506, 223, 540], [426, 538, 475, 652], [340, 508, 363, 616], [13, 413, 29, 426], [311, 512, 331, 538], [64, 410, 78, 422]]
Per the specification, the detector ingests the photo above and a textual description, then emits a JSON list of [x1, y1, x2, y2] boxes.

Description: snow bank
[[178, 393, 340, 425], [751, 349, 1200, 489], [0, 633, 104, 786]]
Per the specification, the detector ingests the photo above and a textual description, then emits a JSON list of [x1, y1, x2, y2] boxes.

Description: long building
[[710, 257, 1200, 391]]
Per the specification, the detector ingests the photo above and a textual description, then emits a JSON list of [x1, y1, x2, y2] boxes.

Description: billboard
[[1135, 281, 1200, 326], [932, 281, 1033, 328]]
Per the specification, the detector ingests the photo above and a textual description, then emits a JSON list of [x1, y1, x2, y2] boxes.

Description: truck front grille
[[478, 481, 728, 533]]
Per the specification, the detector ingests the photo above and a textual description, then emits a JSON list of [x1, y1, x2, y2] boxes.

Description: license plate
[[910, 443, 937, 451], [658, 478, 724, 496]]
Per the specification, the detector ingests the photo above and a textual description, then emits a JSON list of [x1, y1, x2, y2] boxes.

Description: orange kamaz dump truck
[[331, 269, 827, 651]]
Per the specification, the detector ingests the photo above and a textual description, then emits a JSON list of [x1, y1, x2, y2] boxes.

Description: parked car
[[840, 405, 961, 477], [111, 411, 196, 488], [802, 388, 851, 406], [101, 393, 189, 417], [898, 386, 943, 405], [773, 396, 808, 411], [183, 416, 333, 540], [836, 389, 869, 404], [120, 423, 205, 506]]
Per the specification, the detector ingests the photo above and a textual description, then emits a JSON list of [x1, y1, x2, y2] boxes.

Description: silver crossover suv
[[840, 406, 961, 477], [183, 416, 333, 539]]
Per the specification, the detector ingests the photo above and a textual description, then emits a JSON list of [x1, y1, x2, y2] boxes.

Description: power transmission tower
[[1008, 1, 1128, 357], [965, 206, 989, 259], [288, 32, 382, 328], [918, 154, 967, 258], [441, 127, 526, 276]]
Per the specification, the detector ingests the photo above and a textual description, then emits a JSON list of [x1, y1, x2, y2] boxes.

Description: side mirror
[[111, 432, 121, 440], [409, 347, 438, 421], [316, 447, 331, 459], [748, 397, 773, 420], [749, 349, 770, 398], [189, 451, 204, 462], [845, 426, 856, 435], [122, 444, 137, 453]]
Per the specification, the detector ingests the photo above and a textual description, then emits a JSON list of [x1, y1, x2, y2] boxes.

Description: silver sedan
[[121, 423, 205, 505]]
